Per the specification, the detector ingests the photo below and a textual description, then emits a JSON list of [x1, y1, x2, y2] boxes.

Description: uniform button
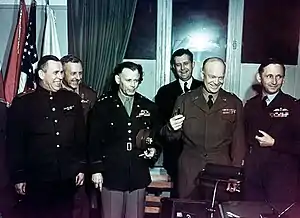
[[128, 122, 131, 126], [56, 145, 60, 148], [49, 96, 53, 100], [144, 122, 147, 125], [128, 137, 132, 141], [204, 154, 208, 157], [56, 132, 60, 135], [137, 105, 140, 108], [52, 107, 56, 111], [54, 119, 58, 123], [128, 130, 132, 133], [146, 127, 150, 129], [45, 116, 49, 119], [110, 122, 114, 126], [117, 104, 120, 107]]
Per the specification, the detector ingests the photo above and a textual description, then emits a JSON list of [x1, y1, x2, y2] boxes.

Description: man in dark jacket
[[6, 55, 86, 218], [88, 61, 161, 218], [243, 59, 300, 203], [61, 54, 97, 218], [61, 54, 97, 121], [155, 48, 202, 197], [161, 57, 245, 200]]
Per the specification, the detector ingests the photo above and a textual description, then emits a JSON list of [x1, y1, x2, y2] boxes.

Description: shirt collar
[[263, 91, 279, 105], [202, 86, 219, 102], [118, 90, 134, 105], [179, 77, 193, 92]]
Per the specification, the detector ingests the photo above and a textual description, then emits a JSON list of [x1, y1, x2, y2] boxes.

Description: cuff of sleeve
[[90, 160, 104, 174], [12, 169, 26, 184]]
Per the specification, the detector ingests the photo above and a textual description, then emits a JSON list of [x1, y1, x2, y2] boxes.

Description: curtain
[[67, 0, 137, 94]]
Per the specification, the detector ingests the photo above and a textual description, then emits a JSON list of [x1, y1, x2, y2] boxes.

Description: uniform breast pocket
[[221, 113, 236, 123]]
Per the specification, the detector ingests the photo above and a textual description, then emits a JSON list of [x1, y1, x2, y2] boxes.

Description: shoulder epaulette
[[17, 89, 35, 97]]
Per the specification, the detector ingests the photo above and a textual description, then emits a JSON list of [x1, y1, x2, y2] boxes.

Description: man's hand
[[139, 148, 156, 159], [75, 172, 85, 186], [169, 114, 185, 131], [255, 130, 275, 147], [92, 173, 103, 191], [15, 182, 26, 195]]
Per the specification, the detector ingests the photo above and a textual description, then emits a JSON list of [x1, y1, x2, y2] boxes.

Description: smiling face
[[39, 60, 64, 92], [202, 60, 225, 94], [173, 54, 195, 81], [256, 63, 284, 94], [63, 62, 83, 90]]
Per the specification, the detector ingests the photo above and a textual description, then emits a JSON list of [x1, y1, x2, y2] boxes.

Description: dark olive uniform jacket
[[78, 84, 97, 121], [155, 79, 203, 179], [6, 86, 86, 184], [161, 87, 246, 198], [88, 91, 162, 192]]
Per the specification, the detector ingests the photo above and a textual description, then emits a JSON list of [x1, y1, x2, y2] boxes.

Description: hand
[[169, 114, 185, 131], [15, 182, 26, 195], [255, 130, 275, 147], [92, 173, 103, 191], [75, 172, 85, 186], [139, 148, 156, 159]]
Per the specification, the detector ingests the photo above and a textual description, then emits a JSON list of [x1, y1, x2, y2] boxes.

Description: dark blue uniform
[[6, 86, 86, 218], [243, 91, 300, 203], [88, 91, 162, 191]]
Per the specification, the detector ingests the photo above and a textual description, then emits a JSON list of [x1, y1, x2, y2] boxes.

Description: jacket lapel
[[191, 87, 209, 113]]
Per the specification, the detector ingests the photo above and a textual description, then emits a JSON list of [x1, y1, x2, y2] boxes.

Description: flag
[[4, 0, 28, 104], [18, 0, 38, 93], [42, 4, 61, 58]]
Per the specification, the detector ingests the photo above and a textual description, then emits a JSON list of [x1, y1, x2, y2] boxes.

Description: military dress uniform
[[88, 91, 161, 218], [62, 83, 98, 218], [78, 84, 97, 121], [243, 91, 300, 203], [155, 79, 202, 197], [6, 86, 86, 218], [161, 87, 246, 200]]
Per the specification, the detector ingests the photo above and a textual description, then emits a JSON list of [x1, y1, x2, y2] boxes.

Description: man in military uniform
[[6, 55, 86, 218], [155, 48, 202, 197], [243, 59, 300, 203], [161, 57, 246, 200], [88, 61, 161, 218], [61, 54, 97, 218], [61, 54, 97, 121]]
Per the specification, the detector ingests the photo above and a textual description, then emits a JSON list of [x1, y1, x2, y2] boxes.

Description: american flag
[[20, 0, 38, 91]]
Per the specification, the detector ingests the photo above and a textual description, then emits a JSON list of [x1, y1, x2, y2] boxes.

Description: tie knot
[[184, 82, 189, 92], [208, 95, 213, 100], [262, 95, 268, 101]]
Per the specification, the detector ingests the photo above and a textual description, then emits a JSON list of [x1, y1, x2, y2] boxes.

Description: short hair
[[113, 61, 144, 83], [202, 57, 226, 71], [170, 48, 194, 66], [35, 55, 61, 82], [60, 54, 82, 68], [258, 58, 286, 76]]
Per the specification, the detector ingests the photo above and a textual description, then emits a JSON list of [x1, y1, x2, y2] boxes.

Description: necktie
[[184, 82, 189, 93], [124, 98, 132, 116], [262, 95, 268, 108], [207, 95, 214, 109]]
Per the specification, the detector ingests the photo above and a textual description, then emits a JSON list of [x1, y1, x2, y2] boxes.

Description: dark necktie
[[184, 82, 189, 93], [262, 95, 268, 108], [207, 95, 213, 109]]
